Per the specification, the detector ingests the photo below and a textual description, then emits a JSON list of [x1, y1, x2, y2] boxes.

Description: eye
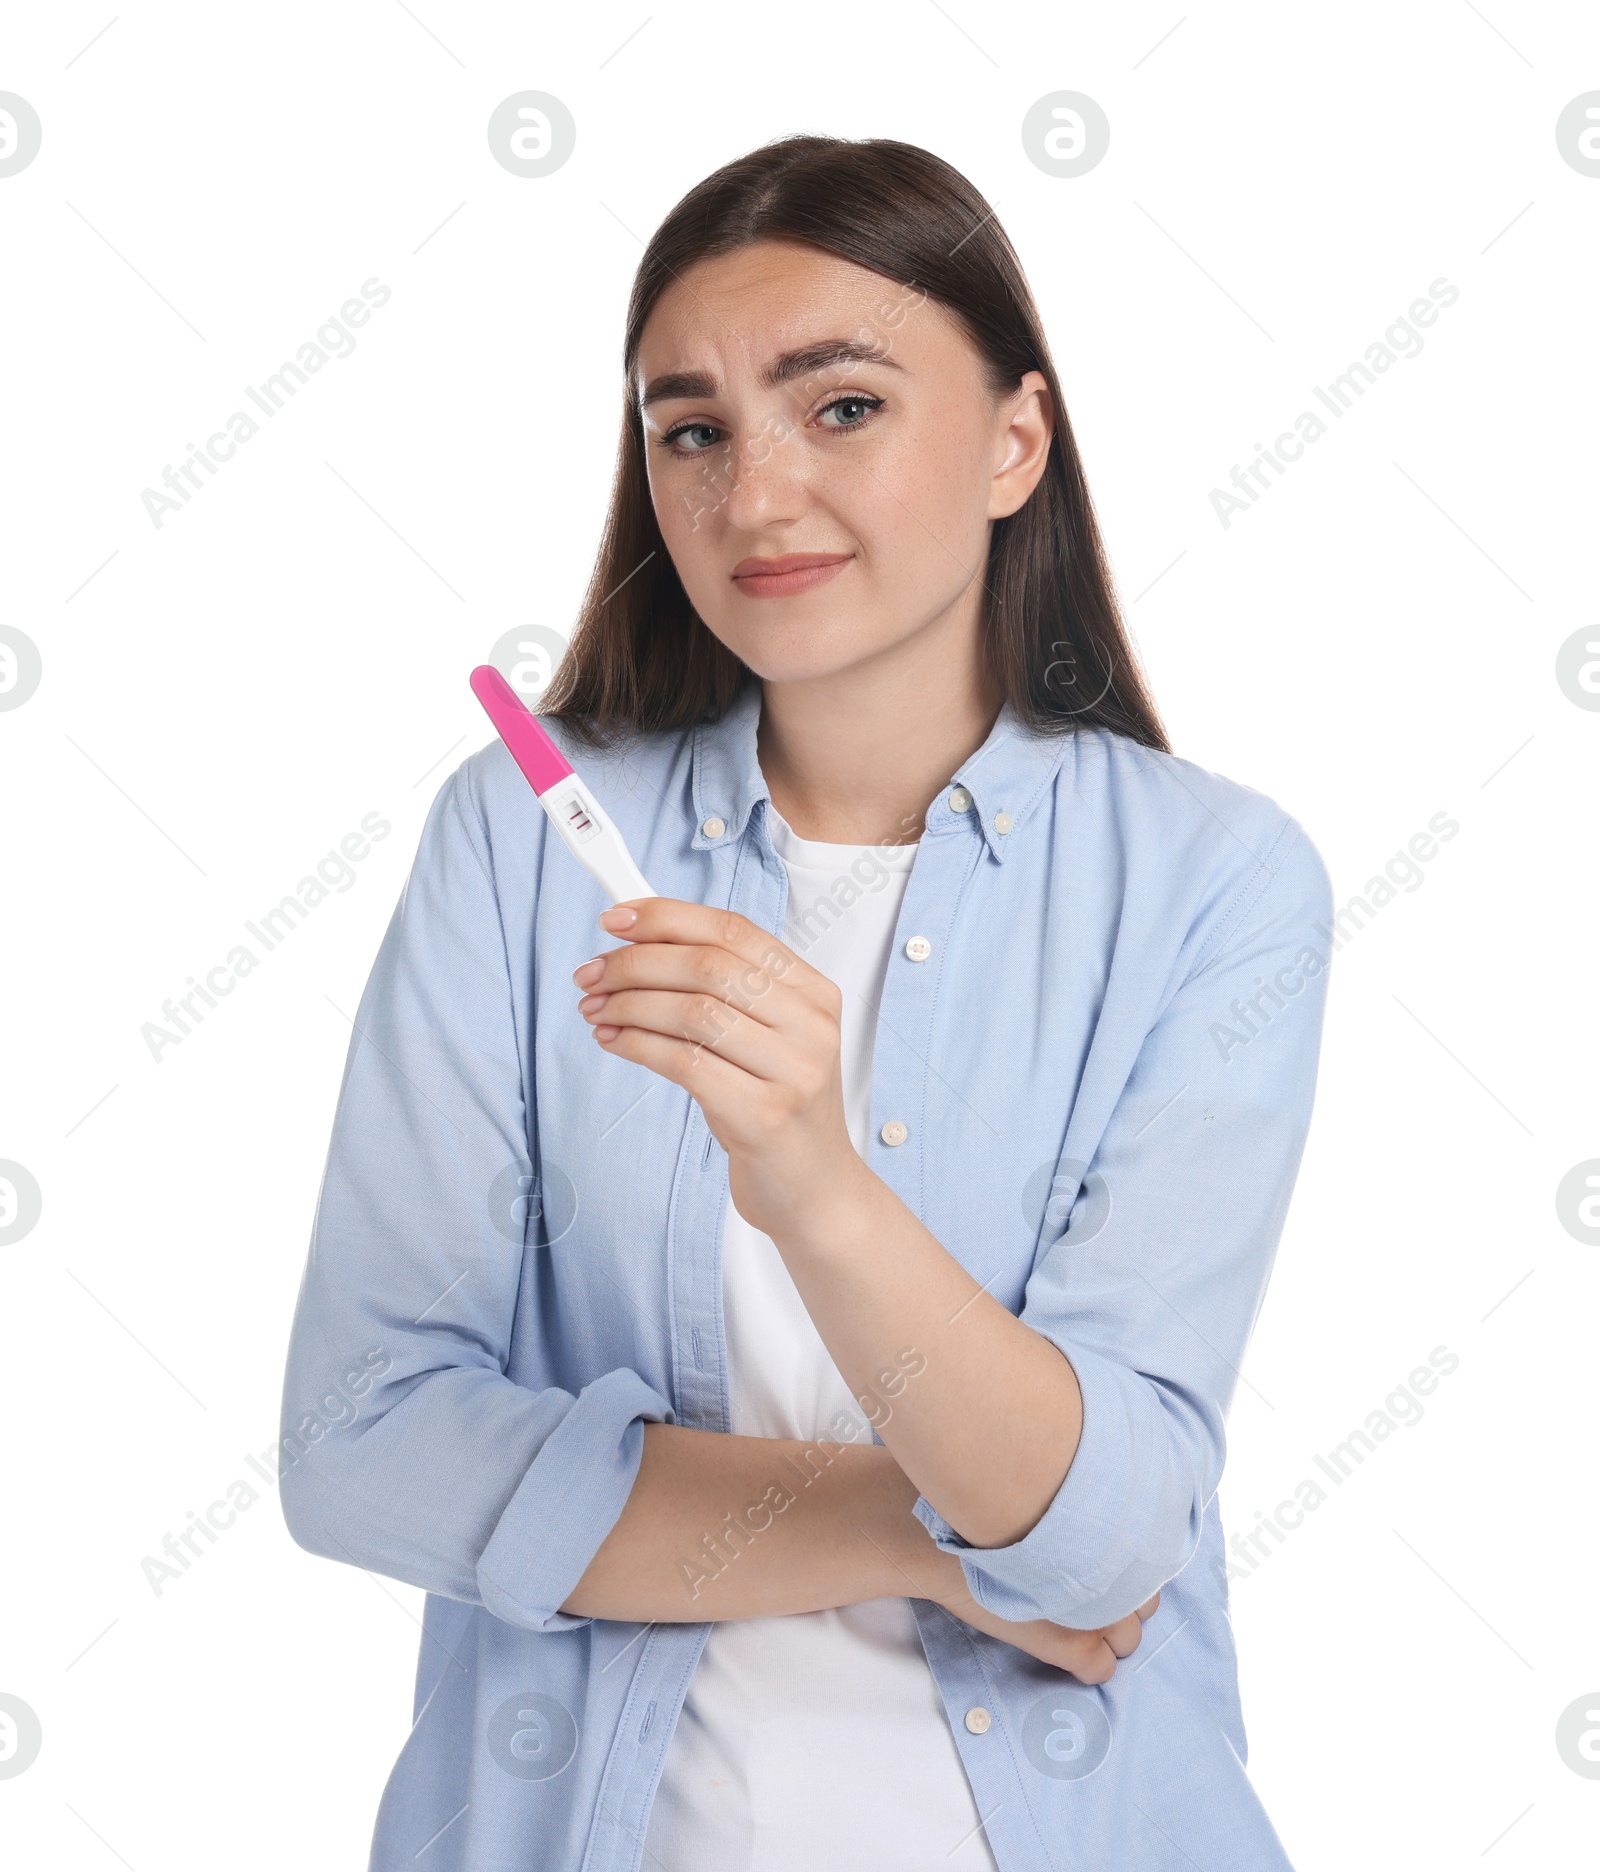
[[658, 421, 725, 455], [814, 394, 883, 431]]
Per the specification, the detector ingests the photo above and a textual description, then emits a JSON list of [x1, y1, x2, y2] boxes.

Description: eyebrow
[[639, 339, 905, 409]]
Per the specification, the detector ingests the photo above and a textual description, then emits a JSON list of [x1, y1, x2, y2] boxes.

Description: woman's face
[[635, 239, 1052, 686]]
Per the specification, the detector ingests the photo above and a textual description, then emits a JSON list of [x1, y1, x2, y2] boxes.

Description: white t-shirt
[[644, 806, 999, 1872]]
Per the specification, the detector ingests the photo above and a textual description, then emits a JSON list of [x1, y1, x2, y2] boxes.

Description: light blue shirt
[[280, 679, 1333, 1871]]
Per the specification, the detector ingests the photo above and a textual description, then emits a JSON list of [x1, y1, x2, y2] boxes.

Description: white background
[[2, 2, 1596, 1866]]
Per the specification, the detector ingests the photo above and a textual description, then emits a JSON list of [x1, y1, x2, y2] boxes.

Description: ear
[[986, 370, 1055, 520]]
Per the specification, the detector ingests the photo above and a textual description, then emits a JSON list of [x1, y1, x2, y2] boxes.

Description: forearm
[[756, 1154, 1085, 1551], [569, 897, 1085, 1564], [560, 1421, 961, 1621]]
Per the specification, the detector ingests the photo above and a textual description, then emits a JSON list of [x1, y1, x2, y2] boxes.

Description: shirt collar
[[689, 681, 1073, 863], [688, 680, 769, 853]]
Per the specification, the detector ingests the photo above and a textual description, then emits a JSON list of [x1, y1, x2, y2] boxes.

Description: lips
[[730, 552, 853, 599]]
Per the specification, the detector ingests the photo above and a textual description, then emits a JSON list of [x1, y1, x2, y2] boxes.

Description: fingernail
[[572, 958, 605, 987], [598, 907, 637, 931], [594, 1024, 621, 1042], [578, 993, 609, 1014]]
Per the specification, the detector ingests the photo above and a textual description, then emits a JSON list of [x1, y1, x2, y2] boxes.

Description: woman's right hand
[[932, 1575, 1162, 1683]]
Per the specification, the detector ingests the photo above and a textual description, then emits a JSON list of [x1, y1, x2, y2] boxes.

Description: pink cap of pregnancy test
[[469, 664, 575, 796]]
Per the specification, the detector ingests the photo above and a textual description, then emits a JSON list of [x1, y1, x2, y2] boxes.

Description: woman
[[280, 135, 1332, 1872]]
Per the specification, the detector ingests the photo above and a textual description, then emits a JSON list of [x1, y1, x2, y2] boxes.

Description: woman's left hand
[[573, 898, 862, 1236]]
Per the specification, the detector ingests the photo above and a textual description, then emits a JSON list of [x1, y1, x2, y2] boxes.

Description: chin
[[704, 613, 906, 688], [715, 638, 883, 688]]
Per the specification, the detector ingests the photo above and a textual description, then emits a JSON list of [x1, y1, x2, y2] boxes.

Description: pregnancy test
[[469, 664, 655, 904]]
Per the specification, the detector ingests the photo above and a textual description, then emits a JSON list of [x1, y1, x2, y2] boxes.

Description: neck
[[755, 594, 1002, 845]]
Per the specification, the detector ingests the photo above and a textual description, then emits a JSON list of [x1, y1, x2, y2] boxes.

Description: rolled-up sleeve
[[915, 821, 1334, 1628], [277, 761, 672, 1633]]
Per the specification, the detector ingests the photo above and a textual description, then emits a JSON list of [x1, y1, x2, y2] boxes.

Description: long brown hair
[[541, 134, 1168, 754]]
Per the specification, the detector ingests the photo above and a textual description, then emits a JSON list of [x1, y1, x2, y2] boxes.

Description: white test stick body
[[537, 772, 656, 905]]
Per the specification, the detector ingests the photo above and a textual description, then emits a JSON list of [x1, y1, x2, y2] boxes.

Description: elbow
[[1052, 1522, 1201, 1629], [276, 1420, 376, 1567], [939, 1385, 1214, 1631], [277, 1446, 336, 1560], [971, 1501, 1203, 1632], [1056, 1455, 1211, 1629]]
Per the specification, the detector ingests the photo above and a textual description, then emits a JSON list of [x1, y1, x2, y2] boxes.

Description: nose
[[718, 415, 808, 533]]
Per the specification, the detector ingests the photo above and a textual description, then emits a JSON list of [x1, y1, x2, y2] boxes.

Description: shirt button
[[879, 1119, 908, 1147], [904, 936, 932, 962], [948, 786, 972, 813], [701, 816, 726, 839], [994, 811, 1013, 834], [964, 1707, 991, 1734]]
